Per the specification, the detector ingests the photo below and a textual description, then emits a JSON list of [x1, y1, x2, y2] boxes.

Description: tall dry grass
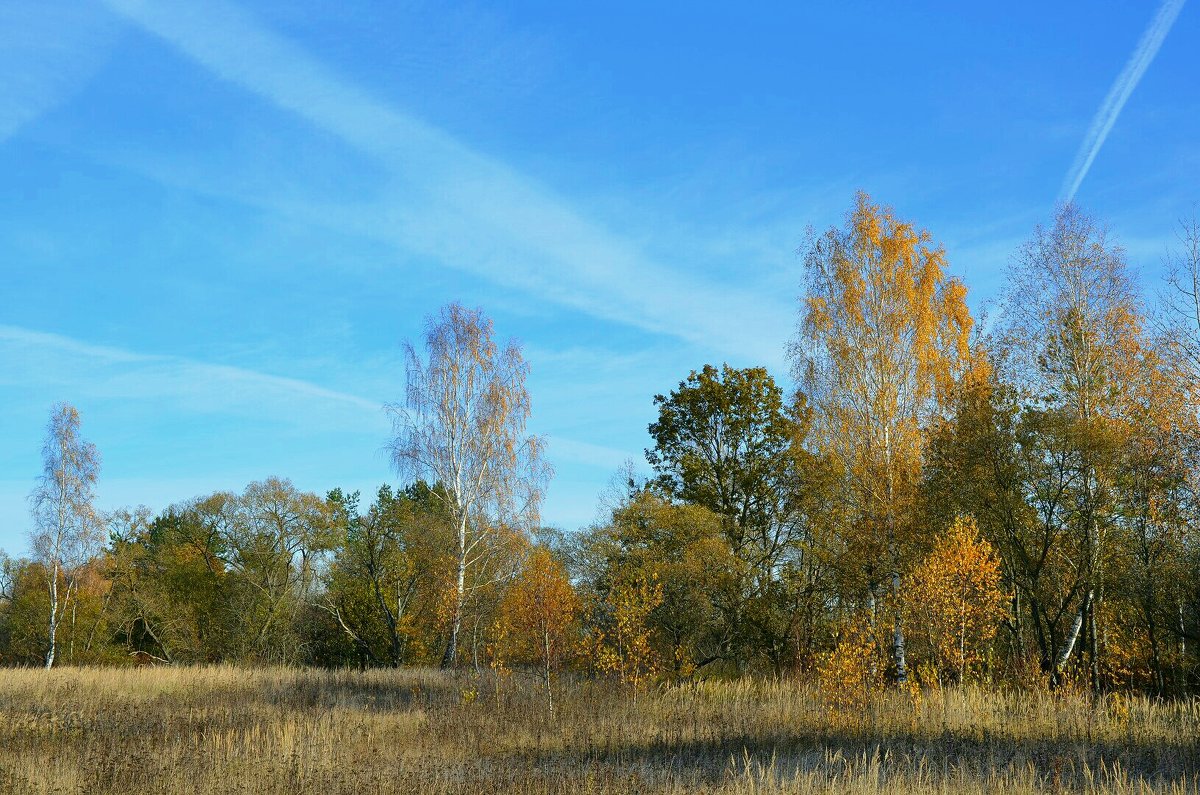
[[0, 666, 1196, 793]]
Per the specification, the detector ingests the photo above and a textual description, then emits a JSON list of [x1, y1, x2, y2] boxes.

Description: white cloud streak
[[0, 324, 385, 423], [96, 0, 792, 366], [0, 324, 630, 470], [0, 1, 120, 142], [1060, 0, 1186, 203]]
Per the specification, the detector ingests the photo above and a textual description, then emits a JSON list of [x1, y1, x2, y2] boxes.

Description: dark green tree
[[646, 364, 832, 672]]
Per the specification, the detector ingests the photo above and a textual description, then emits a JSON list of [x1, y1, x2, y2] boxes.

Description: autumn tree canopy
[[792, 191, 974, 684], [387, 303, 551, 668]]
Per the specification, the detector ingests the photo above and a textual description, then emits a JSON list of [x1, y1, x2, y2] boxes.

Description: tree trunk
[[369, 566, 403, 668], [891, 566, 908, 684], [388, 592, 404, 668], [1030, 595, 1053, 674], [1054, 591, 1092, 681], [1088, 599, 1100, 692], [45, 563, 60, 669], [441, 550, 466, 669], [1178, 602, 1188, 694], [958, 610, 968, 683], [1008, 588, 1025, 670], [1147, 608, 1164, 696], [866, 585, 880, 679], [140, 616, 173, 664], [84, 582, 115, 654], [883, 427, 908, 685], [543, 627, 554, 719], [69, 580, 78, 663], [327, 603, 375, 669]]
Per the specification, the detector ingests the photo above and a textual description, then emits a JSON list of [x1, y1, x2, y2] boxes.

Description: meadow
[[0, 666, 1196, 794]]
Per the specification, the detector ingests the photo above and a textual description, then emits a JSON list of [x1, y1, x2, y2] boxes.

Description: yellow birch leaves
[[909, 516, 1008, 684]]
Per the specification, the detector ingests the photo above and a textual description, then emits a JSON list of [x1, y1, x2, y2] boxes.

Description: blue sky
[[1, 0, 1197, 554]]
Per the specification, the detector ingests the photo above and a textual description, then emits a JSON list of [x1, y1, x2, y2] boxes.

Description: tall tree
[[29, 402, 103, 669], [791, 192, 973, 683], [387, 303, 550, 668], [646, 364, 829, 671], [647, 364, 811, 562], [998, 203, 1145, 687]]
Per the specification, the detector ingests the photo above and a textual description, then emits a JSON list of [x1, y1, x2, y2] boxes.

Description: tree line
[[3, 193, 1200, 701]]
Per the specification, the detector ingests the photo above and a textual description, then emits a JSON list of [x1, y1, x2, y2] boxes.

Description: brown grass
[[0, 666, 1196, 793]]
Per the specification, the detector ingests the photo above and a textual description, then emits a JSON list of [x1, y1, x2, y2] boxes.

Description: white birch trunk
[[45, 562, 59, 669]]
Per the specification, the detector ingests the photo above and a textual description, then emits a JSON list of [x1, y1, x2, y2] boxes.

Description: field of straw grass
[[0, 666, 1196, 794]]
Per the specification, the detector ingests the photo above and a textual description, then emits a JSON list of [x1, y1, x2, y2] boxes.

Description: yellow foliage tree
[[909, 516, 1008, 684], [593, 571, 663, 696], [387, 303, 551, 669], [793, 192, 974, 683], [492, 548, 580, 717], [817, 612, 883, 721], [492, 552, 576, 720]]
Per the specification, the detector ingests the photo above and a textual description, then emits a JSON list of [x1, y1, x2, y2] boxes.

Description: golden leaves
[[908, 516, 1008, 684], [592, 572, 664, 692], [817, 612, 882, 720], [798, 192, 974, 510], [492, 548, 580, 672]]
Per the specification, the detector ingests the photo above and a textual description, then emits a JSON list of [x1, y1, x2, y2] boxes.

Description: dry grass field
[[0, 666, 1197, 794]]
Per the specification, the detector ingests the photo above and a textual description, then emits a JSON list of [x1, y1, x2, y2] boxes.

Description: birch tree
[[998, 203, 1144, 687], [387, 303, 550, 668], [791, 192, 973, 683], [29, 402, 103, 669], [492, 547, 580, 717], [909, 515, 1008, 684]]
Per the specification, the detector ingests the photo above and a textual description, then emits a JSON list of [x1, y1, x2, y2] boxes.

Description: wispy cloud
[[0, 324, 384, 421], [0, 324, 633, 471], [0, 324, 390, 551], [96, 0, 793, 366], [0, 1, 120, 142], [1060, 0, 1186, 203]]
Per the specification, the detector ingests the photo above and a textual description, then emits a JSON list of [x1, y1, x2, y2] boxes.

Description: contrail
[[1060, 0, 1186, 203], [96, 0, 794, 367]]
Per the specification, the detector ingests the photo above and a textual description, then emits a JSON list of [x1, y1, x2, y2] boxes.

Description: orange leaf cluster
[[909, 516, 1008, 683]]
